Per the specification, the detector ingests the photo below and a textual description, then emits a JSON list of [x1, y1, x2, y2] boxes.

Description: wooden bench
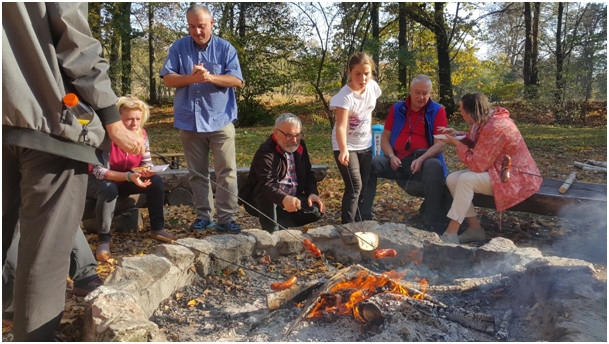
[[400, 178, 607, 217], [151, 152, 186, 169]]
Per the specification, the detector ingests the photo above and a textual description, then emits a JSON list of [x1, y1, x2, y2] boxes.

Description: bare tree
[[148, 3, 158, 104], [523, 2, 540, 98], [291, 2, 341, 127], [403, 2, 456, 116]]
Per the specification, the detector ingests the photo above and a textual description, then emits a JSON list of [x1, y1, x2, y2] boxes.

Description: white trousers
[[446, 169, 494, 224]]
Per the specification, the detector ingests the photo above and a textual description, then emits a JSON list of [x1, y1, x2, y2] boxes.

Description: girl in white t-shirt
[[329, 52, 382, 223]]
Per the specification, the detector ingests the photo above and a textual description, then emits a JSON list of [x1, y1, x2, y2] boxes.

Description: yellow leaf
[[187, 299, 196, 307]]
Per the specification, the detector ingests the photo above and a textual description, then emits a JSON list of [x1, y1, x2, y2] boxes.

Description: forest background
[[89, 2, 607, 127], [5, 4, 606, 339]]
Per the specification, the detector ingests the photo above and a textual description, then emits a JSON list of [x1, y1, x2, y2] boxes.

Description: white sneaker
[[458, 227, 486, 243], [440, 232, 459, 244]]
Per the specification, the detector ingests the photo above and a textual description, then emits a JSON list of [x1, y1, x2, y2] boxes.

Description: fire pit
[[84, 221, 606, 342]]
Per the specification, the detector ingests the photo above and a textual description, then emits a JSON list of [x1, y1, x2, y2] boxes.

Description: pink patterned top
[[456, 107, 542, 211]]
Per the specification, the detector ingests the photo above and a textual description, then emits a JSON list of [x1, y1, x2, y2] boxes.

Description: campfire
[[84, 222, 606, 342], [305, 268, 428, 322]]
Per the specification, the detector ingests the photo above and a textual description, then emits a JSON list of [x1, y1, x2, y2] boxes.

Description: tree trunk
[[109, 4, 120, 94], [523, 2, 539, 99], [530, 3, 540, 88], [523, 3, 532, 86], [238, 3, 246, 38], [371, 2, 380, 78], [87, 3, 103, 46], [398, 2, 408, 92], [434, 3, 455, 117], [555, 3, 564, 104], [119, 2, 132, 95], [148, 3, 158, 104]]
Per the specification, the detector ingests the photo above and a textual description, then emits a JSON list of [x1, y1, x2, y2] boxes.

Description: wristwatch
[[389, 153, 395, 159]]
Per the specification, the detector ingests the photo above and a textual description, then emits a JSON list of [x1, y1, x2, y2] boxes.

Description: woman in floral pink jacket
[[437, 93, 542, 244]]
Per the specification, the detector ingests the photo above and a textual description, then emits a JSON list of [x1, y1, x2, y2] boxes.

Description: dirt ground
[[2, 173, 606, 341]]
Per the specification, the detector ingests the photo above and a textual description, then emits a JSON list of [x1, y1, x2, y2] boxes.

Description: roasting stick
[[154, 151, 380, 252]]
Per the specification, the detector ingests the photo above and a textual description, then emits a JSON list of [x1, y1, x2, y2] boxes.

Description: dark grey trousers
[[3, 226, 97, 316], [363, 149, 448, 227], [3, 145, 87, 341]]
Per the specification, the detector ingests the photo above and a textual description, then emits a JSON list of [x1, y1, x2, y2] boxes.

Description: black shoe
[[72, 275, 104, 296]]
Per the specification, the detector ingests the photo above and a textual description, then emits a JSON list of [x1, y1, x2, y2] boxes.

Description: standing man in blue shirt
[[161, 4, 244, 233]]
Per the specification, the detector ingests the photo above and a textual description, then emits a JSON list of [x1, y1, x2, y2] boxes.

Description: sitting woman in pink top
[[437, 93, 542, 244], [87, 96, 177, 261]]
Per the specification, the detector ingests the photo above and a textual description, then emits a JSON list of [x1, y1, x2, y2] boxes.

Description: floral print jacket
[[457, 107, 542, 211]]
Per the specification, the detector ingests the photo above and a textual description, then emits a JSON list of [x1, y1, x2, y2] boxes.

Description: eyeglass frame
[[275, 127, 303, 140]]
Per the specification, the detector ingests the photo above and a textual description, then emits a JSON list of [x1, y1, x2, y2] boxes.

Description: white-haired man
[[239, 114, 325, 232], [362, 74, 450, 232]]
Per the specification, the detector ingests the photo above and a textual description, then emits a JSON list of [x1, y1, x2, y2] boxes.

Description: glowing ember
[[306, 270, 428, 322]]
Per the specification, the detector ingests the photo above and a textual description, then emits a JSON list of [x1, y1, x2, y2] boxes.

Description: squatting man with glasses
[[239, 113, 325, 233]]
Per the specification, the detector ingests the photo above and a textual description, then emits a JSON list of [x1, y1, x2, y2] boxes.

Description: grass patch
[[146, 106, 607, 184]]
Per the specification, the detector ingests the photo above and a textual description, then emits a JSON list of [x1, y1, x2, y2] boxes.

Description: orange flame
[[306, 270, 428, 322]]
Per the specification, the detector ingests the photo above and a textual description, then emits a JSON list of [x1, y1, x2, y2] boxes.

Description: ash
[[152, 253, 514, 342]]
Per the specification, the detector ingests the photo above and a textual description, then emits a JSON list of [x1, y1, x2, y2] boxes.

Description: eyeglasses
[[276, 128, 303, 140]]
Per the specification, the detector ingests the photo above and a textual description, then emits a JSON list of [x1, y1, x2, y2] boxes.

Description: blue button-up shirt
[[160, 35, 243, 133]]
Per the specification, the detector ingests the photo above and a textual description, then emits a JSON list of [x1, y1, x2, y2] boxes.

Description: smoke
[[552, 202, 607, 264]]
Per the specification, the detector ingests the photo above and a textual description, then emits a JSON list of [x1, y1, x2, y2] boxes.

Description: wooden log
[[267, 280, 324, 310], [427, 274, 503, 294], [574, 161, 607, 172], [585, 159, 607, 168], [495, 309, 513, 340], [559, 172, 577, 194], [439, 307, 495, 334]]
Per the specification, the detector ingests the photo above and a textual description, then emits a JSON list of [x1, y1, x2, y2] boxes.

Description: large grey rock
[[204, 234, 256, 271], [151, 243, 196, 271], [308, 225, 362, 262], [105, 254, 186, 317], [242, 229, 279, 253], [96, 319, 166, 342], [274, 230, 306, 255], [84, 287, 149, 341], [173, 237, 213, 276]]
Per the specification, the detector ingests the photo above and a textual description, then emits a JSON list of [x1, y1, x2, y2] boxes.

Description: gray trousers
[[180, 123, 238, 224], [2, 226, 97, 316], [3, 145, 87, 341]]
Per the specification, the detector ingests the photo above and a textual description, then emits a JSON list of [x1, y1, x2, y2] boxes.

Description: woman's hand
[[128, 172, 152, 188], [338, 150, 349, 166], [438, 126, 458, 136]]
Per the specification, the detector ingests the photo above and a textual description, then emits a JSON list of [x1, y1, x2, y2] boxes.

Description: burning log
[[266, 280, 324, 310], [355, 293, 442, 324], [355, 293, 495, 335]]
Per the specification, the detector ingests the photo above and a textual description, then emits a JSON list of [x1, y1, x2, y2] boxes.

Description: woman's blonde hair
[[460, 93, 492, 125], [116, 95, 150, 135], [348, 52, 375, 77]]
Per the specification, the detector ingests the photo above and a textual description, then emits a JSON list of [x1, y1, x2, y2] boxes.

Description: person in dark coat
[[239, 113, 325, 233]]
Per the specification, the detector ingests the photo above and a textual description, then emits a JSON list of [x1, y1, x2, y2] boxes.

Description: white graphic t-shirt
[[330, 79, 382, 151]]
